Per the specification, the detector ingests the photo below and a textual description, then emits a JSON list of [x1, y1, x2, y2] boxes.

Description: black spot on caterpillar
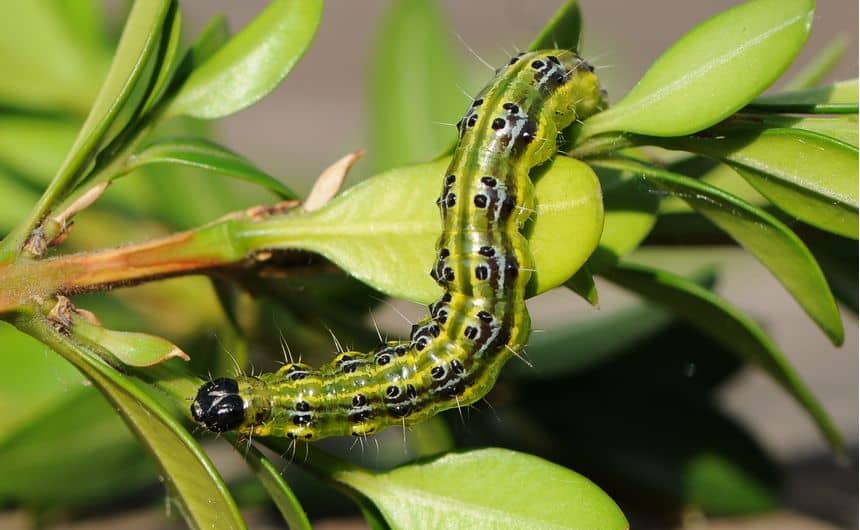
[[191, 50, 606, 439]]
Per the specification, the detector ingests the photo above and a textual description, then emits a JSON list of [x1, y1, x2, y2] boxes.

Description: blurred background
[[0, 1, 856, 529]]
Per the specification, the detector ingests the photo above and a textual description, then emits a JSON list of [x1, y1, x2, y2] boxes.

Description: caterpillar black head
[[191, 378, 246, 432]]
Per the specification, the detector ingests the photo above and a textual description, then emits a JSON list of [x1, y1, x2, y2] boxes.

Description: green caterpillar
[[192, 50, 605, 440]]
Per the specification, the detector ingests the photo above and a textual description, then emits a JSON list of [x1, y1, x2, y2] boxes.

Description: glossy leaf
[[654, 128, 859, 239], [784, 34, 849, 90], [586, 163, 659, 273], [165, 0, 322, 119], [593, 158, 843, 345], [602, 261, 843, 453], [529, 0, 582, 52], [746, 79, 858, 114], [581, 0, 815, 138], [15, 311, 246, 530], [127, 138, 296, 198], [242, 156, 603, 305], [332, 449, 627, 530], [369, 0, 464, 172]]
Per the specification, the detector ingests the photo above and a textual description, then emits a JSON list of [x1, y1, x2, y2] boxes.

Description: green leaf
[[140, 2, 184, 114], [0, 174, 39, 233], [654, 127, 858, 239], [0, 1, 107, 113], [735, 113, 858, 147], [564, 265, 598, 306], [14, 311, 247, 530], [529, 1, 582, 52], [587, 164, 659, 273], [581, 0, 815, 138], [602, 261, 843, 454], [72, 317, 189, 367], [593, 158, 843, 345], [0, 0, 174, 261], [746, 79, 858, 114], [0, 386, 155, 507], [0, 116, 79, 185], [241, 156, 603, 305], [127, 138, 297, 198], [236, 441, 312, 530], [369, 0, 464, 172], [332, 448, 627, 530], [784, 34, 849, 90], [165, 0, 322, 120]]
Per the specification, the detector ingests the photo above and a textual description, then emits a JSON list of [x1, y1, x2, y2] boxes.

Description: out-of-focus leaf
[[236, 441, 312, 530], [512, 266, 715, 380], [48, 0, 110, 59], [0, 2, 107, 112], [331, 448, 628, 530], [529, 1, 582, 52], [0, 0, 174, 262], [127, 138, 296, 198], [0, 174, 39, 233], [165, 0, 322, 119], [0, 116, 78, 184], [0, 386, 154, 506], [369, 0, 464, 172], [581, 0, 814, 138], [603, 261, 843, 453], [587, 164, 659, 273], [15, 311, 247, 530], [593, 158, 843, 345], [810, 236, 858, 313], [520, 388, 780, 516], [241, 156, 603, 305], [746, 79, 858, 114], [655, 128, 858, 239], [784, 34, 848, 90], [564, 265, 598, 306]]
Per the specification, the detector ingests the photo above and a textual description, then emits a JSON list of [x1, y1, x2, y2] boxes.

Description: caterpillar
[[191, 50, 605, 440]]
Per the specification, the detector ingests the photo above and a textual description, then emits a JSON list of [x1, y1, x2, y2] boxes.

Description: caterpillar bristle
[[192, 49, 606, 440]]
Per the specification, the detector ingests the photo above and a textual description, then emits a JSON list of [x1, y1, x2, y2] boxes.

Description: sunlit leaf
[[593, 158, 843, 345], [331, 449, 628, 530], [746, 79, 858, 114], [240, 156, 603, 304], [165, 0, 322, 119], [127, 138, 296, 198], [654, 127, 858, 238], [581, 0, 815, 138]]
